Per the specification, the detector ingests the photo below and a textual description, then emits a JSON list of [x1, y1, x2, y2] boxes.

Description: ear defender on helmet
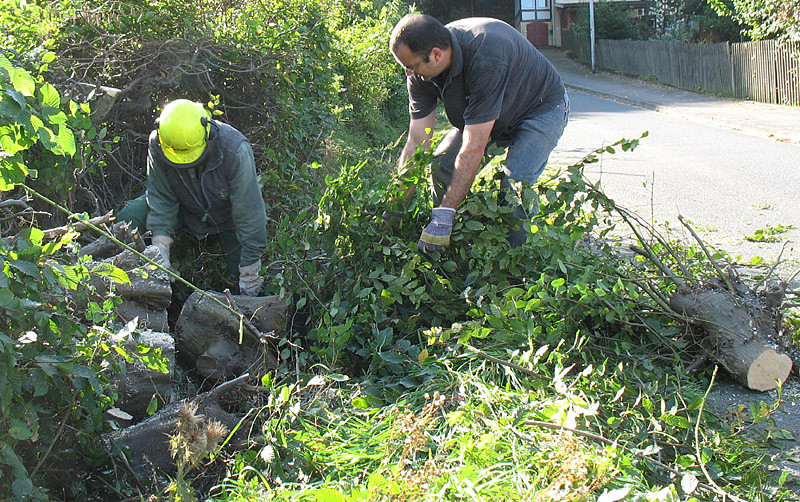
[[156, 100, 212, 165]]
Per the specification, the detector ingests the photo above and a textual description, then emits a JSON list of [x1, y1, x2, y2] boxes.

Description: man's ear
[[429, 47, 443, 62]]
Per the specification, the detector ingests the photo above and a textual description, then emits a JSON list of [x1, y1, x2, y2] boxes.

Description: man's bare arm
[[394, 111, 436, 203], [440, 121, 494, 209]]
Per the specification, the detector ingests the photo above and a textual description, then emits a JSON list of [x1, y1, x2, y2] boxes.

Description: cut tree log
[[85, 245, 173, 331], [670, 285, 793, 391], [106, 373, 248, 484], [113, 329, 175, 422], [175, 291, 286, 382]]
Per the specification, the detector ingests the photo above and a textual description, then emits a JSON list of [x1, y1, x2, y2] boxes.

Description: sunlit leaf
[[12, 68, 35, 97], [55, 125, 76, 156], [38, 83, 60, 107], [91, 263, 130, 284]]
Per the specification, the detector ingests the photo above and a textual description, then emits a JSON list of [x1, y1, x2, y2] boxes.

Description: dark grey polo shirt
[[407, 17, 565, 143]]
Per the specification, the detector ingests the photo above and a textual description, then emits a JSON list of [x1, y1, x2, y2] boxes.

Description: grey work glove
[[151, 235, 177, 282], [419, 207, 456, 252], [239, 259, 264, 296]]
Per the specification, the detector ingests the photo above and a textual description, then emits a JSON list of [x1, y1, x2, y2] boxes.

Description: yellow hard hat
[[157, 100, 211, 165]]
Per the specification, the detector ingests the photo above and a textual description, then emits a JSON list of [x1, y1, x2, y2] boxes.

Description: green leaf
[[9, 420, 33, 440], [681, 473, 699, 494], [464, 219, 483, 231], [0, 92, 23, 120], [351, 396, 369, 408], [379, 351, 404, 364], [0, 54, 13, 74], [17, 227, 44, 246], [3, 88, 27, 109], [9, 260, 40, 277], [90, 263, 130, 284], [309, 489, 346, 502], [146, 394, 158, 415], [12, 477, 33, 498], [12, 68, 35, 97], [0, 157, 28, 191], [38, 83, 60, 107]]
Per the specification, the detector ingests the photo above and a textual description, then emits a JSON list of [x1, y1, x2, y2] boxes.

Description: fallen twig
[[678, 215, 733, 292], [42, 210, 114, 239], [515, 420, 718, 495], [457, 345, 551, 380], [223, 289, 279, 346]]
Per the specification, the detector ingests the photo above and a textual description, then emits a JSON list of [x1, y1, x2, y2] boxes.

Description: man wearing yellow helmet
[[117, 99, 267, 296]]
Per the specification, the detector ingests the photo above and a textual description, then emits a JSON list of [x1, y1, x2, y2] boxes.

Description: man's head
[[157, 99, 211, 166], [390, 14, 452, 80]]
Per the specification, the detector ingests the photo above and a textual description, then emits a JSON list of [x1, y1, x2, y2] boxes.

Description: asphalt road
[[552, 90, 800, 490], [551, 89, 800, 279]]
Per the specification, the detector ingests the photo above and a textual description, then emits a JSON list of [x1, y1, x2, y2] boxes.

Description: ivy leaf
[[12, 68, 35, 97]]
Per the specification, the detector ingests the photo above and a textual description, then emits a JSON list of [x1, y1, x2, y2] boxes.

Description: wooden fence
[[560, 31, 800, 106]]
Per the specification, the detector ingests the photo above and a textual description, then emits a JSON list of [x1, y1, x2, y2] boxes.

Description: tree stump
[[175, 291, 287, 382], [670, 285, 793, 391]]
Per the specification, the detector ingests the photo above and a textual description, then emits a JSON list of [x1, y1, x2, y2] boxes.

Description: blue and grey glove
[[238, 259, 264, 296], [418, 207, 456, 252]]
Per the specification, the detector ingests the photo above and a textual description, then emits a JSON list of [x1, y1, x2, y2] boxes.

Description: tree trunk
[[670, 286, 793, 391]]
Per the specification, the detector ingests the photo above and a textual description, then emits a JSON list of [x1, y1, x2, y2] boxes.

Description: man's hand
[[419, 207, 456, 252], [151, 234, 177, 283], [381, 210, 402, 230], [239, 259, 264, 296]]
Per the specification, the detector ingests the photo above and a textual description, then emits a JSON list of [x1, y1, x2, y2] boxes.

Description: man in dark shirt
[[386, 14, 569, 250]]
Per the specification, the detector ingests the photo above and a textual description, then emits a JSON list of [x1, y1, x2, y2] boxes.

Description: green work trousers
[[116, 194, 241, 277]]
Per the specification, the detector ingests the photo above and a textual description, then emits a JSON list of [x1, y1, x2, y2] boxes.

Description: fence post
[[727, 41, 735, 97]]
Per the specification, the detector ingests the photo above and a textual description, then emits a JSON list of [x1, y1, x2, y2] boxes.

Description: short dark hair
[[390, 14, 452, 57]]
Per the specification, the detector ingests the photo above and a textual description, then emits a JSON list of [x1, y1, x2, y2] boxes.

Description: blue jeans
[[430, 92, 570, 246]]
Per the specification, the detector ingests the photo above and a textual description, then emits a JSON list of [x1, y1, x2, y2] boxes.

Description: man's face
[[393, 42, 443, 81]]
